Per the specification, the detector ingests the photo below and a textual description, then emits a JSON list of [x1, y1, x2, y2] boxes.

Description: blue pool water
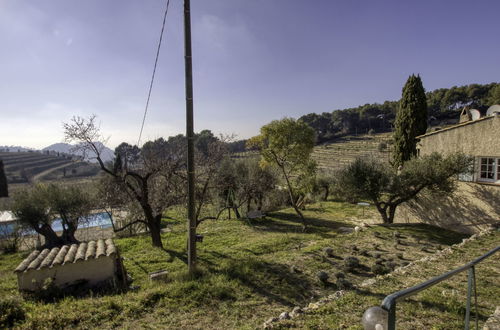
[[0, 212, 113, 237]]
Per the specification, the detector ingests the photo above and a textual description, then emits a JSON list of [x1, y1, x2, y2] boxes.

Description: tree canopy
[[11, 183, 93, 248], [298, 82, 499, 143], [250, 118, 316, 227], [334, 153, 472, 224]]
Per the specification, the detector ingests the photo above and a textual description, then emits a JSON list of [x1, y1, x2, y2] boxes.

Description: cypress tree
[[0, 160, 8, 198], [392, 74, 428, 167]]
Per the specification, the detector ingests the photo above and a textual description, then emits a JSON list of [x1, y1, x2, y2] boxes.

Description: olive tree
[[335, 153, 472, 224], [11, 183, 93, 247]]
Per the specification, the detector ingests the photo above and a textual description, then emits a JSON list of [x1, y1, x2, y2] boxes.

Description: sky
[[1, 0, 499, 149]]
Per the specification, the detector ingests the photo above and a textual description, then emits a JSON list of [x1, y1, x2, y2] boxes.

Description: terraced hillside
[[312, 133, 392, 172], [0, 152, 100, 184], [231, 133, 393, 173]]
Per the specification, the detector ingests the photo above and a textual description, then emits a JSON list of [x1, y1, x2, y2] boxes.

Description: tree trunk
[[386, 205, 397, 224], [147, 215, 163, 248], [323, 186, 329, 201], [62, 221, 79, 244], [143, 204, 163, 248], [280, 165, 307, 229], [37, 224, 63, 248]]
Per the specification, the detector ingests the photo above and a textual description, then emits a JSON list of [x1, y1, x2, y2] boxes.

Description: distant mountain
[[43, 142, 114, 163]]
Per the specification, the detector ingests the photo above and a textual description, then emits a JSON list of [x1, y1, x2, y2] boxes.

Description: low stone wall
[[17, 256, 116, 291], [394, 182, 500, 234]]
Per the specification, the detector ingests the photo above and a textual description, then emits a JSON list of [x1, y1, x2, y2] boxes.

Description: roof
[[0, 211, 16, 223], [417, 115, 496, 139], [14, 239, 117, 273]]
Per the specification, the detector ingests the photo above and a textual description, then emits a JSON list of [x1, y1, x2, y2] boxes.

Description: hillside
[[312, 133, 392, 172], [0, 152, 100, 184], [233, 132, 393, 173], [0, 201, 497, 329]]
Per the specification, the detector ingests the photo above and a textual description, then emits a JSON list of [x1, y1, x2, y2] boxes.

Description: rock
[[263, 317, 278, 329], [149, 270, 168, 282], [279, 312, 290, 320], [339, 227, 354, 234], [483, 306, 500, 330], [354, 226, 361, 233], [290, 306, 303, 317], [324, 247, 334, 257], [361, 279, 377, 287], [308, 302, 320, 309]]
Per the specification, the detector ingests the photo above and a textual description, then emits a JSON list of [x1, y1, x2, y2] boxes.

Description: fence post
[[465, 267, 473, 330], [388, 303, 396, 330], [472, 266, 478, 330]]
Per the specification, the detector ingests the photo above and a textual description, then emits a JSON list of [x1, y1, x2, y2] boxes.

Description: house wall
[[417, 115, 500, 157], [394, 182, 499, 234], [17, 256, 116, 291]]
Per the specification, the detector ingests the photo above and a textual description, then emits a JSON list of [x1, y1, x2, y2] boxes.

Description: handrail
[[362, 245, 500, 330]]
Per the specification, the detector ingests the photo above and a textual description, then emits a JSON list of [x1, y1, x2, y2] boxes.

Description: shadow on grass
[[198, 250, 315, 307], [248, 211, 349, 239]]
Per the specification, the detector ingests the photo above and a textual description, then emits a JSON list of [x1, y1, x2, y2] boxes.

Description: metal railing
[[362, 245, 499, 330]]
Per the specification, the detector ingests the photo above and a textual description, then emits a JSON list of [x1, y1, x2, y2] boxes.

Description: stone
[[361, 278, 377, 287], [354, 226, 362, 233], [323, 247, 334, 257], [279, 312, 290, 320], [149, 270, 168, 282], [339, 227, 354, 234], [291, 306, 303, 315]]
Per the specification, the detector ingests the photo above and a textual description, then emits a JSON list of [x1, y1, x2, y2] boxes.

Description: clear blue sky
[[1, 0, 499, 149]]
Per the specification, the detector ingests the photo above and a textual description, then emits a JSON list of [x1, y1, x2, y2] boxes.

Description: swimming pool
[[0, 212, 113, 237]]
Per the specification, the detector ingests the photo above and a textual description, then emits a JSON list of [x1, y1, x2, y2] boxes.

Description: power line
[[137, 0, 171, 146]]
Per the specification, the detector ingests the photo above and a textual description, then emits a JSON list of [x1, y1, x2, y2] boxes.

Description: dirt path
[[32, 162, 73, 182]]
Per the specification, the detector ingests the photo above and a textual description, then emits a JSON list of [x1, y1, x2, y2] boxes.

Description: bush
[[317, 271, 329, 283], [344, 256, 360, 272], [336, 277, 352, 290], [371, 264, 390, 275], [0, 296, 25, 328], [377, 142, 387, 151]]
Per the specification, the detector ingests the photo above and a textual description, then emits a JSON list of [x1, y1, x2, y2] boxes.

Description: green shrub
[[371, 264, 390, 275], [0, 296, 25, 328], [344, 256, 360, 272]]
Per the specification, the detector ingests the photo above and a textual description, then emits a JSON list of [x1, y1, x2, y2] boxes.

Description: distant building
[[14, 239, 124, 291], [417, 112, 500, 185]]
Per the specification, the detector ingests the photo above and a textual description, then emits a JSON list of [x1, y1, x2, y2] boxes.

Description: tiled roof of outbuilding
[[14, 239, 117, 273]]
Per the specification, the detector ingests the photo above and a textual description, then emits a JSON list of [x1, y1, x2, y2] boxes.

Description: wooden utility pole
[[184, 0, 197, 273]]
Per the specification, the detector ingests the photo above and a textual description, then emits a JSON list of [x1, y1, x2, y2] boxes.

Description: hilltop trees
[[0, 160, 8, 198], [335, 153, 471, 224], [392, 74, 428, 167], [250, 118, 316, 228]]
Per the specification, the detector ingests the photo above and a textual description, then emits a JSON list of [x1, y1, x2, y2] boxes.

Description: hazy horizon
[[1, 0, 500, 149]]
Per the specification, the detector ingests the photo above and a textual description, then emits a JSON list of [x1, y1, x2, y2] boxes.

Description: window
[[478, 157, 500, 183]]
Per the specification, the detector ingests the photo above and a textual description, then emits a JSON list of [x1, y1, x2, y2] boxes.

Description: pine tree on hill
[[0, 160, 8, 198], [392, 74, 428, 167]]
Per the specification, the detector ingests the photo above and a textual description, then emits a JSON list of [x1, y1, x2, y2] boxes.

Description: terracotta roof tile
[[14, 240, 117, 273]]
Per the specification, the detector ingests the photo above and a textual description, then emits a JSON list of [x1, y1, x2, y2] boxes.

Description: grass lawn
[[0, 201, 497, 329]]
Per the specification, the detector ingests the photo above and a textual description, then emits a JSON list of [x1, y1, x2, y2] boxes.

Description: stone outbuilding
[[14, 239, 124, 291]]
